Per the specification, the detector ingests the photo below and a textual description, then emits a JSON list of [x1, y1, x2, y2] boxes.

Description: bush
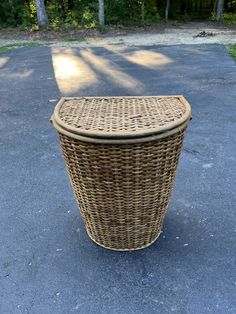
[[228, 44, 236, 60], [81, 4, 97, 28], [209, 12, 236, 24], [222, 12, 236, 24], [0, 0, 235, 30]]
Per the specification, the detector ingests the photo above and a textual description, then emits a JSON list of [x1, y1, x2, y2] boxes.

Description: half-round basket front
[[51, 96, 191, 250]]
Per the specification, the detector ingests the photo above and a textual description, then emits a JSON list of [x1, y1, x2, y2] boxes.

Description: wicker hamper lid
[[51, 96, 191, 143]]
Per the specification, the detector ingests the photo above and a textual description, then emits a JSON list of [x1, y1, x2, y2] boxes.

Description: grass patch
[[227, 44, 236, 61], [0, 42, 43, 54]]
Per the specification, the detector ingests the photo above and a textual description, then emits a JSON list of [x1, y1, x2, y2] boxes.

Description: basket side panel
[[58, 129, 186, 250]]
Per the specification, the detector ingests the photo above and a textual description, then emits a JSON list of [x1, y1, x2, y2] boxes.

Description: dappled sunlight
[[0, 56, 33, 78], [52, 53, 83, 78], [124, 50, 173, 68], [51, 48, 169, 94], [0, 57, 9, 68], [0, 70, 33, 79], [51, 47, 97, 94], [80, 49, 145, 92]]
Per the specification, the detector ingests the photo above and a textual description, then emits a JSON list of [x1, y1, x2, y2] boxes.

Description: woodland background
[[0, 0, 235, 30]]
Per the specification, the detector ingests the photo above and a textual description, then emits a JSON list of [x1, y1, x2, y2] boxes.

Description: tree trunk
[[98, 0, 105, 26], [35, 0, 49, 28], [216, 0, 224, 23], [141, 1, 144, 24], [165, 0, 170, 22]]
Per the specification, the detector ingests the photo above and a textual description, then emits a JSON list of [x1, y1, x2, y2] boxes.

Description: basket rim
[[51, 115, 190, 144], [51, 95, 191, 142], [86, 228, 162, 251]]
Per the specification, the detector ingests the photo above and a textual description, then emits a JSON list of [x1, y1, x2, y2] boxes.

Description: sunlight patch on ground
[[79, 49, 144, 92], [0, 56, 9, 68], [124, 50, 173, 68], [53, 53, 83, 78], [0, 70, 33, 79], [51, 47, 97, 94]]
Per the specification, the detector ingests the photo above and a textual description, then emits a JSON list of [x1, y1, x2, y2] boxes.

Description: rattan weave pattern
[[58, 128, 186, 250], [57, 97, 188, 139]]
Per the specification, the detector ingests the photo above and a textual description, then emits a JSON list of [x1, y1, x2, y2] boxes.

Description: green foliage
[[106, 0, 129, 24], [209, 12, 216, 21], [45, 1, 98, 29], [170, 0, 214, 20], [228, 44, 236, 60], [0, 1, 235, 29], [222, 13, 236, 24], [210, 11, 236, 24], [81, 5, 97, 28], [0, 0, 37, 28]]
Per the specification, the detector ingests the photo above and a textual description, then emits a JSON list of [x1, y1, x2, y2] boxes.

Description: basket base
[[86, 230, 162, 251]]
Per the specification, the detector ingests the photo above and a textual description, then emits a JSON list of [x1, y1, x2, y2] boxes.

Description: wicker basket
[[51, 96, 191, 251]]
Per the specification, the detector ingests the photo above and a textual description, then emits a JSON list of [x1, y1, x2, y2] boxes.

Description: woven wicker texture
[[52, 96, 191, 250], [56, 96, 190, 139], [58, 128, 185, 250]]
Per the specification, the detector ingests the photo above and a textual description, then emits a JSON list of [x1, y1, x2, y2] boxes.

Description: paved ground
[[0, 44, 236, 314]]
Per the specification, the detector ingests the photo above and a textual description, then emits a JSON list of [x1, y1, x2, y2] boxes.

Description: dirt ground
[[0, 22, 236, 47]]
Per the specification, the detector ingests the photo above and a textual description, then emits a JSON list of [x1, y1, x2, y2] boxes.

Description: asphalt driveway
[[0, 44, 236, 314]]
